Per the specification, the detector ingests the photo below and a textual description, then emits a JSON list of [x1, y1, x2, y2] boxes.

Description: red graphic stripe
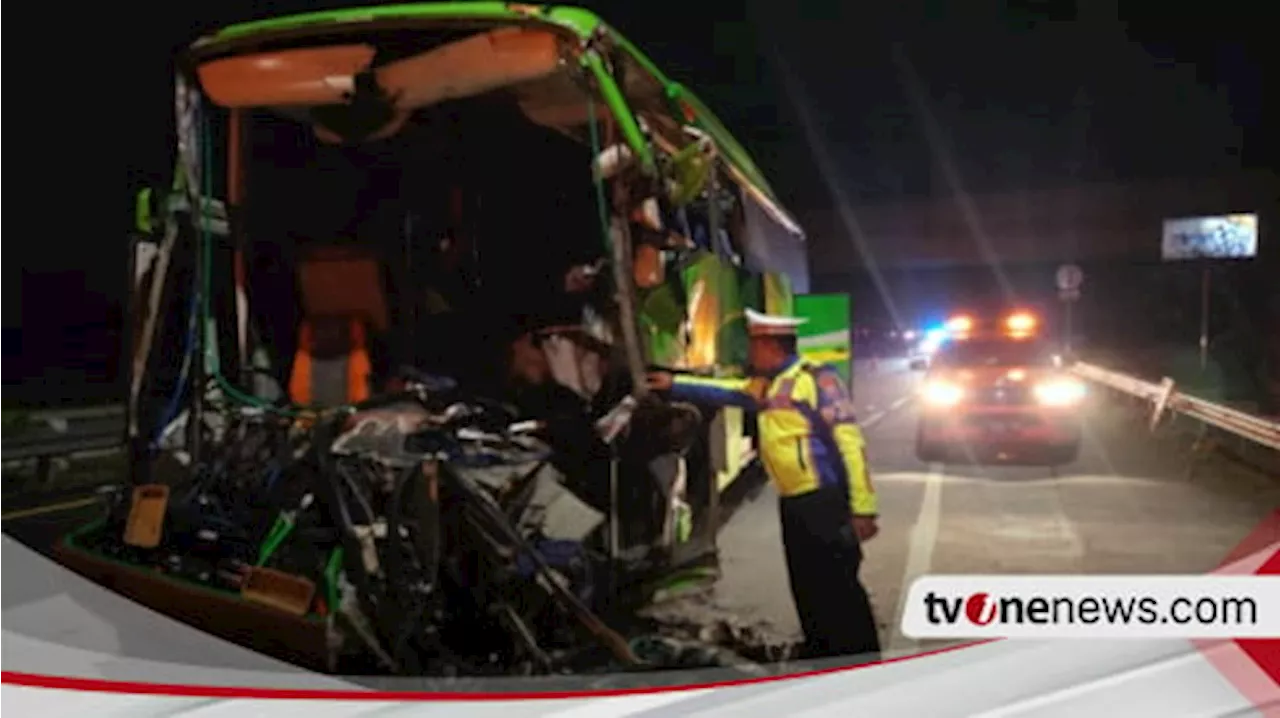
[[6, 502, 1274, 703], [1, 641, 992, 701], [1197, 508, 1280, 713], [1216, 509, 1280, 569], [1235, 548, 1280, 686]]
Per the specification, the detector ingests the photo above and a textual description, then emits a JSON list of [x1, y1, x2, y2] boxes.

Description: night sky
[[115, 1, 1268, 216], [15, 0, 1274, 404]]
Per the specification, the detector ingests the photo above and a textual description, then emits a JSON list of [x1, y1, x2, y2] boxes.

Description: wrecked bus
[[64, 4, 811, 674]]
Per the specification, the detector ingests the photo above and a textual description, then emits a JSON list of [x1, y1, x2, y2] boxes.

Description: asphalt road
[[702, 358, 1280, 656], [2, 492, 107, 559]]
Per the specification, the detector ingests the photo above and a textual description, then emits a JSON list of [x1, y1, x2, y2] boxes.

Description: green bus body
[[796, 293, 853, 384]]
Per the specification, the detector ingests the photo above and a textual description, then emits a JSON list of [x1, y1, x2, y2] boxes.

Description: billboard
[[1161, 214, 1259, 261]]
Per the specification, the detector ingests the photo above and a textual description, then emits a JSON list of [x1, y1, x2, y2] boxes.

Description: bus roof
[[188, 2, 800, 237]]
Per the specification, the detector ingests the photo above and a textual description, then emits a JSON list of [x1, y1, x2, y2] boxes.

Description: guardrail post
[[34, 456, 53, 489], [1184, 423, 1217, 482], [1149, 377, 1177, 433]]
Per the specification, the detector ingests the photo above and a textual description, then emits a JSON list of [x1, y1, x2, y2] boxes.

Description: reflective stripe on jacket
[[670, 358, 877, 517]]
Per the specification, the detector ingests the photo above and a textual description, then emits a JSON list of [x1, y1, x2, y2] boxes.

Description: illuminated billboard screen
[[1161, 214, 1259, 261]]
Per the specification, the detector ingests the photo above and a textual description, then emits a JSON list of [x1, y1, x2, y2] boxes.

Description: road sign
[[1059, 288, 1081, 302], [1056, 264, 1084, 292]]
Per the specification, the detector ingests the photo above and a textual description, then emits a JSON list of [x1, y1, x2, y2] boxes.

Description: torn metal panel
[[453, 460, 545, 493], [738, 189, 810, 294], [331, 406, 433, 468], [515, 463, 605, 543]]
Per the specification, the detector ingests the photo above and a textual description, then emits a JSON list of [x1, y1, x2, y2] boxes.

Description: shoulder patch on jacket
[[815, 368, 848, 403], [810, 366, 857, 422]]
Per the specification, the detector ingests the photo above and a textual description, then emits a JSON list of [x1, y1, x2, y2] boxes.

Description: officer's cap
[[745, 308, 808, 337]]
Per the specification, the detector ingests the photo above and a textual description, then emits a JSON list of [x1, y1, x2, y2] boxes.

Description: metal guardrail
[[3, 404, 127, 486], [3, 431, 125, 463], [1073, 362, 1280, 452], [26, 404, 124, 423]]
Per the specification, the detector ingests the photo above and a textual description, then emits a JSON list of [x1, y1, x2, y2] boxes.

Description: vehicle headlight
[[1034, 378, 1086, 406], [922, 379, 965, 407]]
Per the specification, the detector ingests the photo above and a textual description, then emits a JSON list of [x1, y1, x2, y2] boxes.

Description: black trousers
[[780, 485, 882, 660]]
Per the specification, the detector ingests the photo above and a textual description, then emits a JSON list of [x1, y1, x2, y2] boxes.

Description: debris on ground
[[632, 584, 801, 665]]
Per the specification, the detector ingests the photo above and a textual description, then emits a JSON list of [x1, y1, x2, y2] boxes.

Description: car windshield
[[934, 338, 1053, 367]]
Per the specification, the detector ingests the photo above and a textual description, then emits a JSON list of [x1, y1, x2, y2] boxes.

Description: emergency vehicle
[[915, 311, 1085, 465], [907, 327, 947, 371]]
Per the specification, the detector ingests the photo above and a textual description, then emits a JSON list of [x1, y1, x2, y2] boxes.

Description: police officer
[[646, 308, 881, 659]]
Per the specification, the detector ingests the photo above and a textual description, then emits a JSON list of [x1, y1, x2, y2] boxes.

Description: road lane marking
[[976, 479, 1085, 569], [890, 462, 945, 653], [860, 394, 915, 433], [2, 496, 100, 521]]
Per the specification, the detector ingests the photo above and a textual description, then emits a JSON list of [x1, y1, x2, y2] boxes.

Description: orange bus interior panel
[[296, 251, 389, 332], [289, 250, 388, 407], [375, 28, 564, 113], [200, 30, 566, 141], [288, 318, 373, 407], [197, 45, 377, 108], [515, 71, 608, 133]]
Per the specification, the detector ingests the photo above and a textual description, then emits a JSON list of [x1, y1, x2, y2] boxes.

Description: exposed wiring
[[264, 465, 283, 494], [324, 547, 345, 617], [586, 93, 612, 255], [152, 290, 200, 448], [193, 108, 345, 418]]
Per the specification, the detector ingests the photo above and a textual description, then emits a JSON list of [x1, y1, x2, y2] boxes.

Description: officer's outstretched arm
[[813, 367, 879, 517], [669, 375, 758, 410]]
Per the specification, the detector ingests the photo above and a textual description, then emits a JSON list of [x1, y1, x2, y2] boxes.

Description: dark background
[[3, 0, 1272, 406]]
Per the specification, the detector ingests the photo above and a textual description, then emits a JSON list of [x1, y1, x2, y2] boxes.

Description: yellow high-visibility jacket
[[670, 357, 878, 517]]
